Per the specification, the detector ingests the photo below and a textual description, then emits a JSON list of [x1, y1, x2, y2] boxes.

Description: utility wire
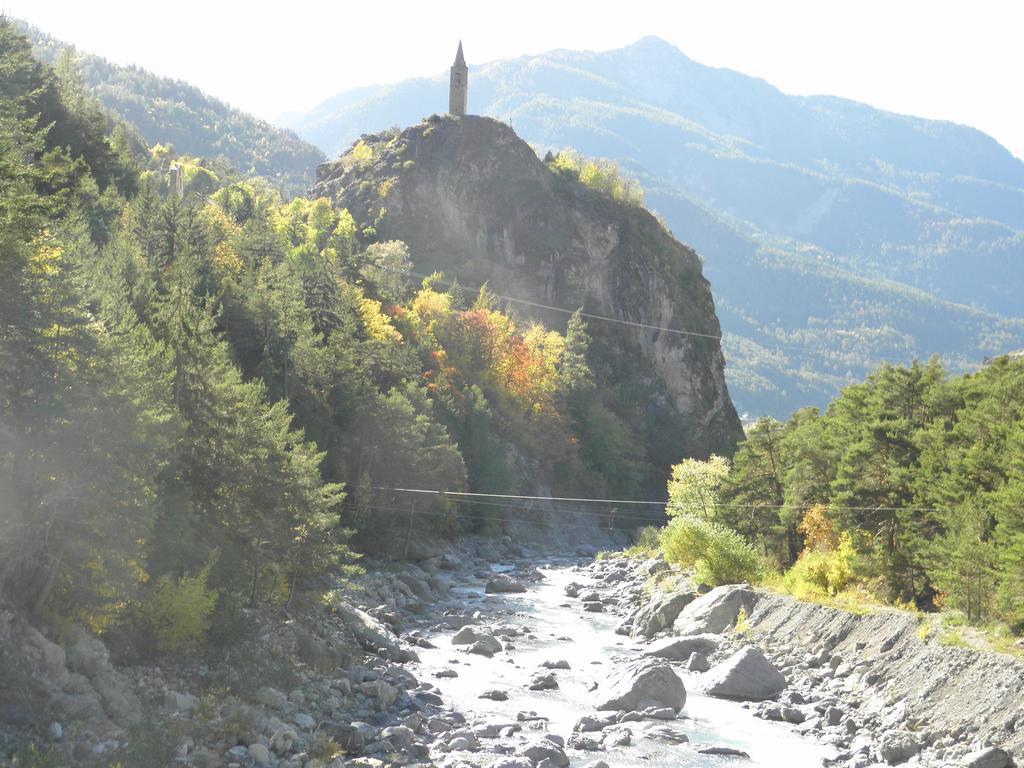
[[405, 269, 724, 341], [375, 486, 959, 516]]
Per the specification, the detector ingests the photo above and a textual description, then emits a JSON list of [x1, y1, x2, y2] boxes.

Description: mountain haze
[[23, 23, 325, 196], [284, 37, 1024, 417]]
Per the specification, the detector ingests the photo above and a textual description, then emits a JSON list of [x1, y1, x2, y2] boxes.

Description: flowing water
[[411, 561, 835, 767]]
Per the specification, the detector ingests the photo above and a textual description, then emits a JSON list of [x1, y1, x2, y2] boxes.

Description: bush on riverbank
[[659, 515, 764, 586]]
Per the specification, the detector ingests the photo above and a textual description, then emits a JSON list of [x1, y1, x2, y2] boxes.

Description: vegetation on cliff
[[0, 21, 666, 656]]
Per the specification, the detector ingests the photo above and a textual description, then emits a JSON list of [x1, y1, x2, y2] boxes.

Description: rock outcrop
[[312, 115, 742, 480]]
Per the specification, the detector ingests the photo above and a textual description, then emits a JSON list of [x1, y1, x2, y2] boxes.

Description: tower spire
[[449, 41, 468, 116]]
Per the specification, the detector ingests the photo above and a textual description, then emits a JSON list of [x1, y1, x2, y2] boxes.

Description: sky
[[5, 0, 1022, 159]]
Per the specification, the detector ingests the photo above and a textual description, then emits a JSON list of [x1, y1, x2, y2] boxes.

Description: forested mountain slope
[[284, 37, 1024, 416], [22, 22, 325, 197]]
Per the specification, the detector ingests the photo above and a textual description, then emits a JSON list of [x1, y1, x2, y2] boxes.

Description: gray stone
[[529, 673, 559, 691], [963, 747, 1013, 768], [541, 659, 570, 670], [631, 591, 697, 638], [686, 652, 711, 672], [644, 634, 720, 661], [486, 574, 527, 593], [469, 635, 503, 656], [596, 660, 686, 712], [672, 584, 757, 636], [381, 725, 415, 749], [698, 746, 750, 758], [479, 689, 509, 701], [567, 733, 600, 751], [644, 725, 690, 744], [518, 737, 569, 767], [702, 646, 786, 702], [877, 730, 920, 764], [452, 626, 480, 645], [248, 743, 271, 765], [47, 722, 62, 741], [583, 601, 605, 613], [489, 760, 534, 768], [601, 726, 632, 747], [292, 712, 316, 729]]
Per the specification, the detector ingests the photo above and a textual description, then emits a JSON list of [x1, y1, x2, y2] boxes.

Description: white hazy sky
[[5, 0, 1023, 159]]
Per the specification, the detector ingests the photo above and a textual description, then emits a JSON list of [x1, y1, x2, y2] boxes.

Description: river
[[410, 559, 835, 767]]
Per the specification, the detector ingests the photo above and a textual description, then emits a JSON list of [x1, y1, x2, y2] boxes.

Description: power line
[[405, 270, 724, 341], [377, 486, 668, 505], [374, 486, 958, 516]]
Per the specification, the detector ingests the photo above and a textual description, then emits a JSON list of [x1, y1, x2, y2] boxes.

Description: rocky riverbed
[[1, 536, 1020, 768]]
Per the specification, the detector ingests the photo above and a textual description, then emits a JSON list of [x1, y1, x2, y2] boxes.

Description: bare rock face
[[312, 115, 742, 483]]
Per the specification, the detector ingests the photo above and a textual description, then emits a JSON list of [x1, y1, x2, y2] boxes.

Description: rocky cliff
[[311, 115, 742, 470]]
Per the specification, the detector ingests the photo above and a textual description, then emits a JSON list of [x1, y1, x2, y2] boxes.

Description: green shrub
[[624, 525, 661, 557], [778, 533, 856, 598], [659, 515, 763, 586], [141, 563, 217, 654]]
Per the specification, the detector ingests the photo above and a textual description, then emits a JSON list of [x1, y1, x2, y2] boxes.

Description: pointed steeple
[[449, 41, 468, 116]]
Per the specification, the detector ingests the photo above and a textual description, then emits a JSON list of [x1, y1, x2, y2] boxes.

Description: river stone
[[672, 584, 757, 636], [567, 733, 601, 751], [381, 725, 415, 749], [644, 725, 690, 744], [541, 659, 570, 669], [877, 730, 920, 764], [480, 689, 509, 701], [583, 601, 605, 612], [452, 626, 480, 645], [601, 726, 632, 747], [596, 660, 686, 712], [631, 591, 697, 638], [518, 737, 569, 767], [644, 634, 720, 660], [686, 652, 711, 672], [486, 574, 527, 593], [490, 760, 533, 768], [699, 746, 750, 758], [963, 747, 1013, 768], [574, 714, 616, 732], [248, 743, 271, 765], [702, 647, 786, 701], [469, 635, 502, 656], [529, 673, 559, 691]]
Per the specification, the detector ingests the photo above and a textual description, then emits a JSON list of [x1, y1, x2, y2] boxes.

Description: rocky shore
[[2, 536, 1021, 768], [579, 555, 1021, 768]]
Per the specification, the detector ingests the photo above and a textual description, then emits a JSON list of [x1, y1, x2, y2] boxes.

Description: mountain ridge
[[283, 35, 1024, 417]]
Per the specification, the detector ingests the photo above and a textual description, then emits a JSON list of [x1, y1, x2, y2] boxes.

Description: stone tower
[[449, 41, 468, 116]]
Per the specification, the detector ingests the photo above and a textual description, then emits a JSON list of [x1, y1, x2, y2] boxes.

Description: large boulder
[[595, 660, 686, 712], [469, 635, 503, 657], [963, 747, 1013, 768], [486, 574, 527, 594], [631, 591, 696, 638], [672, 584, 757, 636], [643, 634, 720, 661], [452, 626, 481, 645], [517, 737, 569, 767], [877, 730, 920, 764], [701, 647, 786, 702]]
